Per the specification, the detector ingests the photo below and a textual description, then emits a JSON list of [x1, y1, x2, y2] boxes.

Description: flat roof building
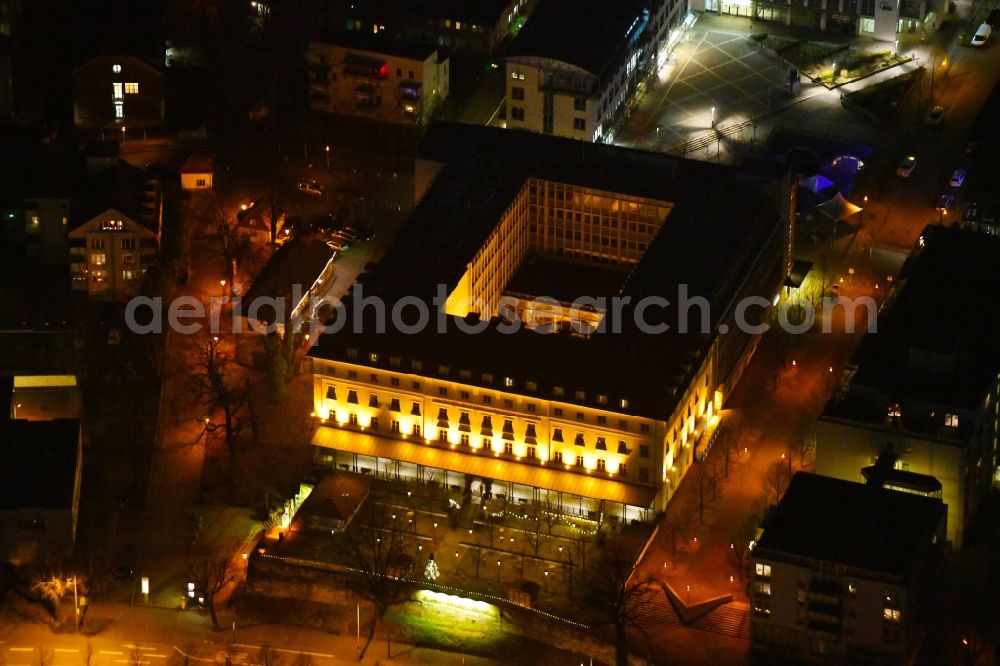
[[504, 0, 661, 142], [306, 123, 793, 525], [815, 224, 1000, 546], [751, 473, 946, 664]]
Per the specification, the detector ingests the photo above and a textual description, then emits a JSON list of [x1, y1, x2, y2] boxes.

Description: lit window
[[113, 82, 123, 99], [369, 352, 378, 362], [504, 376, 514, 387], [620, 399, 629, 409], [123, 270, 136, 281], [755, 563, 772, 578], [756, 582, 772, 596], [883, 608, 901, 623], [945, 413, 959, 427], [124, 82, 139, 94], [114, 103, 124, 119], [91, 253, 107, 266]]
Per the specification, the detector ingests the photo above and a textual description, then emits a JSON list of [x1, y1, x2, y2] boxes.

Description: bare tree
[[665, 497, 698, 565], [764, 459, 792, 506], [261, 181, 287, 247], [797, 424, 816, 467], [693, 462, 713, 523], [338, 500, 415, 660], [718, 412, 743, 479], [585, 541, 660, 666], [540, 494, 561, 534], [190, 333, 251, 469], [261, 305, 301, 403], [189, 555, 234, 630]]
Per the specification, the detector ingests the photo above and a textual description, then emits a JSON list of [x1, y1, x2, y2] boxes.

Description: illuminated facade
[[308, 35, 449, 125], [72, 55, 164, 130], [309, 123, 793, 524], [68, 208, 159, 300], [504, 0, 653, 142]]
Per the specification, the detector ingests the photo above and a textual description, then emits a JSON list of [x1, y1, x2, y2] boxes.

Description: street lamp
[[325, 145, 331, 170], [710, 106, 716, 128]]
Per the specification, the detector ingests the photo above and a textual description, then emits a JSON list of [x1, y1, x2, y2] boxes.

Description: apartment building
[[750, 473, 946, 664], [68, 163, 161, 300], [330, 0, 538, 55], [505, 0, 654, 142], [308, 33, 449, 125], [73, 55, 164, 131], [692, 0, 944, 36], [815, 225, 1000, 546], [305, 123, 793, 525]]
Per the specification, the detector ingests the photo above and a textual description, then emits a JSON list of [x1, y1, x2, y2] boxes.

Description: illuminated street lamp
[[325, 145, 331, 170]]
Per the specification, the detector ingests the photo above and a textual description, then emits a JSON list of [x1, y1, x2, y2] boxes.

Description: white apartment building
[[308, 33, 449, 125], [504, 0, 654, 142]]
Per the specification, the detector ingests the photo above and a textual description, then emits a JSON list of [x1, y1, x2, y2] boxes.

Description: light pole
[[325, 145, 331, 170], [710, 106, 716, 128]]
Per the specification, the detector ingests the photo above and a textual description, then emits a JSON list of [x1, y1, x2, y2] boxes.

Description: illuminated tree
[[423, 554, 439, 582], [31, 574, 71, 620]]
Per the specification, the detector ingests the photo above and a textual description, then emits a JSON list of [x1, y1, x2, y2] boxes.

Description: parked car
[[936, 194, 956, 212], [297, 180, 324, 197], [972, 22, 992, 46], [949, 169, 967, 188], [325, 240, 344, 251], [925, 106, 945, 126], [897, 155, 917, 177]]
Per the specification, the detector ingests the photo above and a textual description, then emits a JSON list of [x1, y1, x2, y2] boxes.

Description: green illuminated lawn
[[386, 599, 517, 655]]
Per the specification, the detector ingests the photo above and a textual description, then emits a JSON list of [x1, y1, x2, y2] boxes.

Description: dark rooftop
[[756, 473, 945, 579], [0, 415, 80, 510], [309, 123, 786, 419], [314, 30, 440, 62], [823, 224, 1000, 434], [244, 236, 335, 324], [506, 0, 649, 76], [505, 254, 629, 304], [72, 162, 158, 233], [343, 0, 518, 28]]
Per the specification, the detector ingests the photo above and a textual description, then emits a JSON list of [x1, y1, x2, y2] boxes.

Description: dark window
[[368, 394, 380, 408], [390, 398, 401, 412], [347, 390, 359, 404], [573, 117, 586, 131], [639, 444, 649, 458], [511, 86, 525, 100], [639, 467, 649, 481], [326, 386, 337, 400], [574, 97, 586, 111], [511, 106, 525, 121], [596, 437, 607, 451]]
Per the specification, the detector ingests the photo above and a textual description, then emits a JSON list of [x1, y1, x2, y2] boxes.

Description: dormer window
[[945, 413, 959, 428], [597, 394, 608, 405], [504, 376, 514, 387], [347, 348, 359, 359], [887, 403, 901, 418], [369, 352, 379, 362]]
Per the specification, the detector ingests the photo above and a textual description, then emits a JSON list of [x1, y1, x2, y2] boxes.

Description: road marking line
[[55, 649, 80, 653], [100, 651, 124, 655], [10, 648, 34, 652], [145, 655, 167, 659]]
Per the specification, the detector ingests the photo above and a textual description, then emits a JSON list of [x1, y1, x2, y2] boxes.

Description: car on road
[[297, 180, 324, 197], [949, 169, 967, 188], [936, 194, 956, 212], [326, 240, 344, 251], [925, 106, 945, 126], [972, 22, 992, 46], [112, 565, 135, 581], [897, 155, 917, 177]]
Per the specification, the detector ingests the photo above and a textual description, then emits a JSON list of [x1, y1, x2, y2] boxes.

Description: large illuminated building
[[308, 123, 793, 524]]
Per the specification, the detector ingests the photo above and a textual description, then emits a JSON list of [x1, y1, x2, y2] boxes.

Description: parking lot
[[617, 16, 795, 153]]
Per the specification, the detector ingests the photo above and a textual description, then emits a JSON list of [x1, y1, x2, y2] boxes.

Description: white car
[[896, 156, 917, 177], [949, 169, 967, 188], [972, 22, 992, 46]]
